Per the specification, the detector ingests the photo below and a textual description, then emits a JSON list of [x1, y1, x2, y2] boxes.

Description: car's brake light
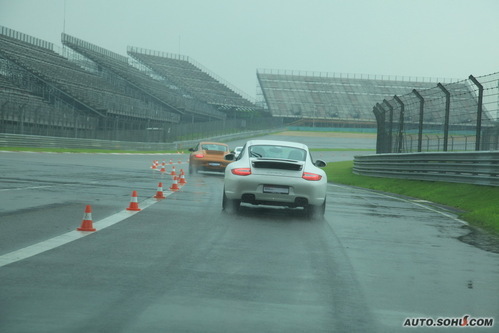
[[302, 172, 322, 181], [231, 168, 252, 176], [194, 153, 204, 158]]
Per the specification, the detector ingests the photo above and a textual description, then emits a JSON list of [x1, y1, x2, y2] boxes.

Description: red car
[[188, 141, 232, 174]]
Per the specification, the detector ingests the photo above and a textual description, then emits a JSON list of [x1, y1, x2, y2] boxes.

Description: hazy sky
[[1, 0, 498, 99]]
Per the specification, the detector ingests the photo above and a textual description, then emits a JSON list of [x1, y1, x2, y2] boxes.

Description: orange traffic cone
[[170, 166, 176, 176], [154, 182, 166, 199], [169, 179, 180, 191], [126, 190, 141, 211], [179, 173, 187, 185], [159, 163, 166, 174], [150, 160, 158, 170], [77, 205, 96, 231]]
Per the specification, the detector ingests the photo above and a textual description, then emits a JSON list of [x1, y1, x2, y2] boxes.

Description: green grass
[[324, 161, 499, 234], [0, 147, 180, 154]]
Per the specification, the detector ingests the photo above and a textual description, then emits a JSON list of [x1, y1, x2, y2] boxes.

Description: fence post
[[383, 99, 394, 153], [468, 75, 483, 151], [393, 95, 404, 153], [374, 104, 388, 153], [373, 106, 382, 153], [412, 89, 424, 152], [19, 104, 26, 135], [437, 83, 450, 151]]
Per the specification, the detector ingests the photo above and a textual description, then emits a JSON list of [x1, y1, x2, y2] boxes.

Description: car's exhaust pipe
[[241, 193, 256, 204], [294, 197, 308, 207]]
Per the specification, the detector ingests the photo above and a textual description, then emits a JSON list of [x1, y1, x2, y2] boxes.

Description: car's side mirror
[[314, 159, 326, 168], [188, 148, 195, 152], [225, 153, 236, 161]]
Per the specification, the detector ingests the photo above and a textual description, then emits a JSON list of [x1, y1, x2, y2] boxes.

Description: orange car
[[188, 141, 233, 174]]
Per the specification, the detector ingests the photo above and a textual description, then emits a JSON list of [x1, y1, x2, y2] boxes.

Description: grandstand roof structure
[[127, 47, 257, 112], [257, 69, 443, 121]]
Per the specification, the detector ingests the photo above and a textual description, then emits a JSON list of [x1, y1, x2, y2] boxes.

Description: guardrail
[[0, 129, 282, 152], [0, 133, 176, 151], [353, 151, 499, 186]]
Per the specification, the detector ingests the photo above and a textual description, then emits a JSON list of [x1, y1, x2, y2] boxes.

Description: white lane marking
[[0, 192, 176, 268], [0, 185, 57, 192]]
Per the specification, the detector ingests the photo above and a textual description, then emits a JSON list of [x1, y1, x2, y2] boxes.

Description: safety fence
[[0, 127, 281, 151], [353, 151, 499, 187], [373, 72, 499, 153], [1, 110, 282, 143]]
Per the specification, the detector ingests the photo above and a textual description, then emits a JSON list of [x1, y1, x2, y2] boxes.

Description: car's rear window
[[201, 144, 227, 152], [249, 145, 306, 161]]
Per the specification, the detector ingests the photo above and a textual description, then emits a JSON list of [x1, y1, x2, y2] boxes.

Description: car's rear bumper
[[224, 175, 326, 206], [191, 160, 230, 171]]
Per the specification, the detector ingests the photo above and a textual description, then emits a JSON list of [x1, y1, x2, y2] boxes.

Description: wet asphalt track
[[0, 133, 498, 332]]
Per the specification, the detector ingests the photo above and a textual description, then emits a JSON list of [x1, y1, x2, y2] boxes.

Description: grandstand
[[257, 69, 443, 125], [128, 47, 257, 112], [0, 26, 268, 143], [62, 34, 227, 122], [0, 26, 186, 140], [0, 66, 97, 136], [1, 24, 494, 148]]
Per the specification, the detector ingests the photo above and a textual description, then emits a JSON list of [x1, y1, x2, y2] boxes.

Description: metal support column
[[374, 105, 383, 153], [469, 75, 484, 151], [383, 99, 394, 153], [393, 95, 404, 153], [437, 83, 451, 151], [412, 89, 424, 152]]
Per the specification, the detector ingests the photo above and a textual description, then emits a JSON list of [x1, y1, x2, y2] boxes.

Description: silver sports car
[[222, 140, 327, 217]]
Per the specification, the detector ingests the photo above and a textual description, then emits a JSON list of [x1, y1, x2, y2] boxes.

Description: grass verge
[[324, 160, 499, 234]]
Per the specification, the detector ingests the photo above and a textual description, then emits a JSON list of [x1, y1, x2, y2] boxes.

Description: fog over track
[[0, 133, 497, 332]]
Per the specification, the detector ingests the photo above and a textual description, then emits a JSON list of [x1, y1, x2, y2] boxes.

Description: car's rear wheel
[[222, 189, 240, 213], [305, 198, 326, 219], [188, 163, 198, 175]]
